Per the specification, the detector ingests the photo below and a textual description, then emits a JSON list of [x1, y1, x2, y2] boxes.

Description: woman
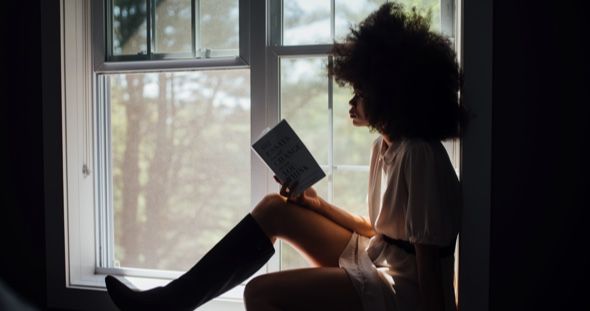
[[106, 2, 466, 311]]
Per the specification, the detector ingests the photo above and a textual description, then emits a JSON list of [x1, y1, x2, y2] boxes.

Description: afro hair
[[330, 2, 467, 140]]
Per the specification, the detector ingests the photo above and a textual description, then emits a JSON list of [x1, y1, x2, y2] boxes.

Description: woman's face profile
[[348, 93, 369, 127]]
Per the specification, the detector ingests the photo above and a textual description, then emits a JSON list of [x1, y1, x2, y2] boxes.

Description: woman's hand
[[275, 176, 323, 211], [274, 176, 376, 238]]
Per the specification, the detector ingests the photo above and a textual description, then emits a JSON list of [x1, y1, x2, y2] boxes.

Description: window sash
[[62, 0, 259, 290], [92, 0, 268, 285], [94, 0, 251, 72], [104, 0, 240, 61]]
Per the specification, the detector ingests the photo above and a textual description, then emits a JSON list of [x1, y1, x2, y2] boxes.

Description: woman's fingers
[[289, 181, 299, 196], [280, 184, 290, 197], [279, 178, 292, 197], [279, 179, 303, 201], [276, 178, 309, 206]]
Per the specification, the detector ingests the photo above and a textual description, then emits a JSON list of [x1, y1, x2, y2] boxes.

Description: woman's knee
[[255, 193, 284, 211], [243, 275, 275, 310], [251, 193, 286, 238], [252, 194, 283, 219]]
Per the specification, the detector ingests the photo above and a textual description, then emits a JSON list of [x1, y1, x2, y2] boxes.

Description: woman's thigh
[[251, 194, 353, 267], [244, 268, 363, 311]]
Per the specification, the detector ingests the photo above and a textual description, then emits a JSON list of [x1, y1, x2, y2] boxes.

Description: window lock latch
[[82, 164, 91, 177]]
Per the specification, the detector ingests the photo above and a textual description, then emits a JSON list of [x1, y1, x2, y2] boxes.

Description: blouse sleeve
[[403, 141, 454, 246]]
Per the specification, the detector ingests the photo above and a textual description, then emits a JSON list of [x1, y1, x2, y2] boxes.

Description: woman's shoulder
[[370, 136, 383, 154], [398, 138, 438, 154], [397, 139, 450, 166], [372, 136, 383, 147], [399, 139, 458, 179]]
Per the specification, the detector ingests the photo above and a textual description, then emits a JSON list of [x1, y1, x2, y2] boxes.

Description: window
[[57, 0, 460, 309], [61, 1, 254, 308]]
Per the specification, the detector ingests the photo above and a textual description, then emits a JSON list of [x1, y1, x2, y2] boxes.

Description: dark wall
[[0, 0, 48, 310], [490, 1, 588, 310], [0, 0, 587, 310]]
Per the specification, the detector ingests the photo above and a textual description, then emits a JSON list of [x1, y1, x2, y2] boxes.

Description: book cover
[[252, 119, 326, 197]]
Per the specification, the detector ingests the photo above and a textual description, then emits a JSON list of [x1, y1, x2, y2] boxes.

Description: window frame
[[95, 0, 258, 286], [45, 1, 491, 310], [51, 0, 257, 310]]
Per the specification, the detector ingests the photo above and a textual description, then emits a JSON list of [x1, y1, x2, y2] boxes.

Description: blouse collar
[[379, 136, 402, 164]]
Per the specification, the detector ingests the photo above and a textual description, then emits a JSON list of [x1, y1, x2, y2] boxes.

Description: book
[[252, 119, 326, 197]]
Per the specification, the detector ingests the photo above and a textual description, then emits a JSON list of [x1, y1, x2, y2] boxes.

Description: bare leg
[[251, 194, 353, 267], [244, 268, 362, 311]]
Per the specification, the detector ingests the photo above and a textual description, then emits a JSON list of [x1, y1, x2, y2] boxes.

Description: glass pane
[[109, 69, 251, 271], [280, 57, 329, 166], [112, 0, 148, 56], [333, 83, 379, 165], [281, 242, 311, 270], [335, 0, 442, 42], [333, 170, 370, 218], [406, 0, 442, 33], [279, 56, 329, 270], [335, 0, 382, 42], [200, 0, 240, 52], [442, 140, 460, 176], [153, 0, 192, 54], [283, 0, 331, 45]]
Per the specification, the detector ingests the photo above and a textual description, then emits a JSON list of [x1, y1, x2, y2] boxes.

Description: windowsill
[[67, 271, 246, 311], [91, 268, 247, 300]]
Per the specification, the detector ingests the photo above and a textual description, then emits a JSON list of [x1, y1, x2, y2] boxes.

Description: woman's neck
[[382, 134, 393, 146]]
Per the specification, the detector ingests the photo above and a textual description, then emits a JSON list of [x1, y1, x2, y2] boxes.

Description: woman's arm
[[314, 196, 376, 238], [415, 243, 445, 311], [278, 180, 375, 238]]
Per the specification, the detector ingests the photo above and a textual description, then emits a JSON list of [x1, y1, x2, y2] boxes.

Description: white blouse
[[339, 136, 461, 311]]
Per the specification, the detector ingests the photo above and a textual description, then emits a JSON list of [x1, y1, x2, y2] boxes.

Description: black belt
[[382, 235, 456, 258]]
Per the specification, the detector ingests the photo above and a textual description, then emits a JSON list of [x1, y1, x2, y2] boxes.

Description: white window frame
[[46, 1, 491, 310], [56, 0, 258, 310]]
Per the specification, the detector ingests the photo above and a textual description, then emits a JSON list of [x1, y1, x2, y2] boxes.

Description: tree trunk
[[143, 73, 173, 268], [120, 74, 144, 266]]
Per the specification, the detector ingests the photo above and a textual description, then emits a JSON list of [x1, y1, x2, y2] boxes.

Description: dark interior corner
[[490, 2, 589, 310], [1, 0, 588, 310]]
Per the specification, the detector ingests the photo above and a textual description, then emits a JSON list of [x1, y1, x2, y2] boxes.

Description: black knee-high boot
[[105, 214, 274, 311]]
